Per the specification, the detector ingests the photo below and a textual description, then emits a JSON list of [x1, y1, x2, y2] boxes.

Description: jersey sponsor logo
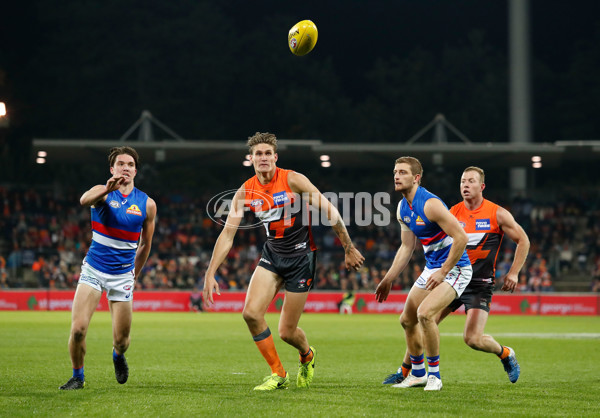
[[126, 204, 142, 216], [109, 200, 121, 208], [121, 263, 132, 268], [250, 199, 264, 207], [259, 257, 272, 265], [475, 218, 491, 230], [403, 216, 411, 224], [125, 292, 131, 299], [298, 279, 306, 288], [415, 216, 425, 226], [272, 191, 289, 207]]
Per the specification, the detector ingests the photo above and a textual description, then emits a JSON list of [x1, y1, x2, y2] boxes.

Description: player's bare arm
[[134, 198, 157, 281], [287, 171, 365, 271], [496, 206, 530, 292], [424, 198, 468, 290], [203, 185, 245, 305], [375, 229, 417, 302], [80, 176, 125, 207]]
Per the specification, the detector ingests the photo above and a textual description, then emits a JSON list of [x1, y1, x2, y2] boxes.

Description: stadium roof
[[31, 138, 598, 170], [32, 112, 599, 170]]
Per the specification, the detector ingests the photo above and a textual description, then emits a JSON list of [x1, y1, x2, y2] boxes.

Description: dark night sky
[[1, 0, 600, 143]]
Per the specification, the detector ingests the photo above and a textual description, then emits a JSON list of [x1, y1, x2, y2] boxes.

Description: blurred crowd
[[1, 186, 600, 292]]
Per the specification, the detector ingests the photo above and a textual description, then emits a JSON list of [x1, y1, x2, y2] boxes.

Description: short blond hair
[[395, 156, 423, 184], [247, 132, 278, 154], [463, 166, 485, 183]]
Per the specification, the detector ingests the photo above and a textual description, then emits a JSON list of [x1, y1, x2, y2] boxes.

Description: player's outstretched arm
[[134, 198, 157, 280], [497, 206, 530, 292], [287, 171, 364, 271], [375, 229, 417, 302], [203, 186, 245, 305], [80, 176, 125, 207]]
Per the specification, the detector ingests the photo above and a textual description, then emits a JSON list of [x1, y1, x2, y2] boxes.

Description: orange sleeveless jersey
[[450, 199, 504, 282], [244, 167, 316, 256]]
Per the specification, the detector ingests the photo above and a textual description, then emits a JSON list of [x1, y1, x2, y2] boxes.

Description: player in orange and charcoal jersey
[[383, 166, 529, 385], [203, 132, 364, 391]]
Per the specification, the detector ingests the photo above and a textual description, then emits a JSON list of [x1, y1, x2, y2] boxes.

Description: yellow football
[[288, 20, 318, 56]]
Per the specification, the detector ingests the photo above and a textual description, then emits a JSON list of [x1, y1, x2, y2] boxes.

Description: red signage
[[0, 291, 598, 315]]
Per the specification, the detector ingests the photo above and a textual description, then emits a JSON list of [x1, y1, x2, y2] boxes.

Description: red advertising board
[[0, 291, 598, 315], [0, 290, 190, 312]]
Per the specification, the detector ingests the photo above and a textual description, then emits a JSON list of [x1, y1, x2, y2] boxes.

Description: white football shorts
[[79, 262, 135, 302], [414, 265, 473, 297]]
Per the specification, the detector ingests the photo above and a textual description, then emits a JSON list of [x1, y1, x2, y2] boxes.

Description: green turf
[[1, 311, 599, 417]]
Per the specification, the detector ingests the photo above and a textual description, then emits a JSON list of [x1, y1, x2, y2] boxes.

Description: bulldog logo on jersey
[[126, 204, 142, 216]]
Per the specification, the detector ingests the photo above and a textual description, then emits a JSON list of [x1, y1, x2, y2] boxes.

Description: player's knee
[[113, 335, 130, 353], [463, 334, 483, 350], [416, 308, 435, 325], [399, 312, 416, 330], [278, 325, 295, 343], [242, 307, 260, 326], [71, 323, 87, 342]]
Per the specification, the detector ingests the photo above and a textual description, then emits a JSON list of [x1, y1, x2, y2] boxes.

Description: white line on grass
[[441, 332, 600, 339]]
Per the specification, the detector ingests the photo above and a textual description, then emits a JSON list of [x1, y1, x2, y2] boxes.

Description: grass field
[[1, 311, 599, 417]]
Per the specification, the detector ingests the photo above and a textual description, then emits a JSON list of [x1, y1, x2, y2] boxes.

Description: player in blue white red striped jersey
[[375, 156, 472, 391], [59, 146, 157, 390]]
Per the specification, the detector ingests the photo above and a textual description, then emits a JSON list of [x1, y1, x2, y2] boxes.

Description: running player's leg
[[243, 266, 288, 387], [109, 300, 132, 384], [69, 284, 102, 368], [279, 291, 316, 388], [463, 308, 497, 352], [110, 300, 132, 355], [278, 291, 310, 353], [60, 283, 101, 389], [463, 307, 520, 382]]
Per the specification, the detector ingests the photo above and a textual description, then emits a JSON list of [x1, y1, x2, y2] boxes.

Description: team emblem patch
[[109, 200, 121, 208], [459, 221, 466, 228], [250, 199, 264, 208], [403, 216, 411, 224], [126, 204, 143, 216]]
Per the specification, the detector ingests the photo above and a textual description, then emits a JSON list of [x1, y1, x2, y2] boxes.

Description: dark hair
[[108, 146, 139, 168]]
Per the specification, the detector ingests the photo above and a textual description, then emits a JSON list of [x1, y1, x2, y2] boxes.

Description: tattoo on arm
[[332, 218, 353, 253]]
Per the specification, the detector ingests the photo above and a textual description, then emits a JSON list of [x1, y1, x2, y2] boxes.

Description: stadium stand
[[1, 184, 598, 292]]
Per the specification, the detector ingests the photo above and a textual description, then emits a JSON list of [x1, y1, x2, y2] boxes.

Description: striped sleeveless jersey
[[85, 188, 148, 274]]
